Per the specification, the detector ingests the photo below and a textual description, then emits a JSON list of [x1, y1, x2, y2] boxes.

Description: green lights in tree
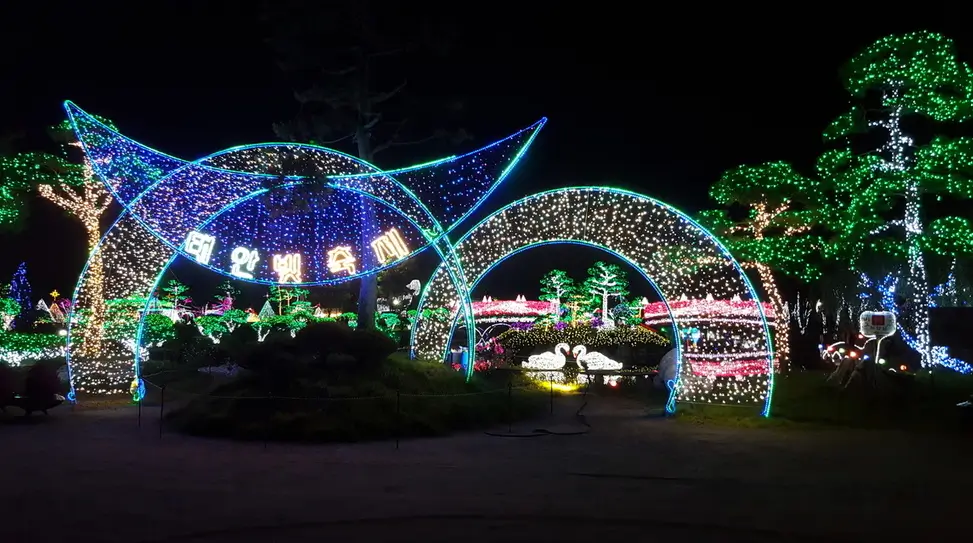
[[822, 30, 973, 368], [538, 269, 575, 322]]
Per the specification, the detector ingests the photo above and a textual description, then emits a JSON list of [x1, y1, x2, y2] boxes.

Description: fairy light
[[413, 187, 775, 413], [60, 101, 545, 394], [822, 31, 973, 370]]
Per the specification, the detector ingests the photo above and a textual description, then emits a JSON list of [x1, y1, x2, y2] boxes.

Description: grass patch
[[166, 353, 549, 442], [676, 369, 973, 432]]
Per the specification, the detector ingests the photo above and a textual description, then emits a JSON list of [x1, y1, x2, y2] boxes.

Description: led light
[[371, 228, 410, 263], [326, 246, 357, 275], [272, 253, 302, 283], [413, 187, 775, 414], [230, 247, 259, 279], [183, 231, 217, 265]]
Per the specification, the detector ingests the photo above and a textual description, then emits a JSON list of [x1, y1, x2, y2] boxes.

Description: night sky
[[1, 5, 970, 306]]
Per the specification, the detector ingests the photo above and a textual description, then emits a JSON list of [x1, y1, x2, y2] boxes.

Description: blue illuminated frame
[[65, 101, 546, 286]]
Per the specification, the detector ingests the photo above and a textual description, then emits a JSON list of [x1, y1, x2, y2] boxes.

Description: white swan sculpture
[[524, 343, 570, 383], [573, 344, 623, 386]]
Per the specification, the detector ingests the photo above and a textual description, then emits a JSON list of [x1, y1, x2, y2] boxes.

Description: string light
[[61, 101, 545, 395], [413, 187, 775, 414], [824, 31, 973, 370]]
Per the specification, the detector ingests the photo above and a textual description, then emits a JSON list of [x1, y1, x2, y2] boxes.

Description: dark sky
[[1, 4, 970, 304]]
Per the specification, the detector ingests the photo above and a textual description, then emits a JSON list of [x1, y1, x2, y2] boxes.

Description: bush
[[0, 364, 16, 400], [24, 363, 61, 398], [166, 353, 547, 442]]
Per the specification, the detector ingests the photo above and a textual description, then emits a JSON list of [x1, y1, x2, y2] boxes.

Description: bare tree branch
[[321, 66, 358, 77], [370, 81, 407, 105]]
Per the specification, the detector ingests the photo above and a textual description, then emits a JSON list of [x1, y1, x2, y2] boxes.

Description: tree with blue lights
[[9, 262, 31, 329]]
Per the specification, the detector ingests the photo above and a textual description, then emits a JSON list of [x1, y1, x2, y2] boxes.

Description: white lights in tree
[[183, 231, 217, 265], [371, 227, 410, 263], [412, 187, 775, 414], [272, 253, 302, 283], [230, 247, 259, 279], [327, 246, 357, 275]]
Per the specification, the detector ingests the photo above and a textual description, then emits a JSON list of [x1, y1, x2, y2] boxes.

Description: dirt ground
[[1, 393, 969, 542]]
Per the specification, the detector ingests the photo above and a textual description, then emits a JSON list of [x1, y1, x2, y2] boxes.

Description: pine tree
[[9, 262, 31, 329], [820, 31, 973, 368]]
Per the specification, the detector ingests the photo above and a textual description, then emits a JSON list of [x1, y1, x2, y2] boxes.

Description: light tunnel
[[412, 187, 775, 414]]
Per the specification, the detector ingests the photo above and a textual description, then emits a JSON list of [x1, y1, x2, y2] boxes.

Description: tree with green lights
[[213, 279, 240, 301], [162, 280, 190, 310], [582, 262, 629, 324], [538, 269, 575, 322], [1, 116, 120, 341], [697, 161, 825, 364], [0, 296, 20, 331], [819, 31, 973, 368]]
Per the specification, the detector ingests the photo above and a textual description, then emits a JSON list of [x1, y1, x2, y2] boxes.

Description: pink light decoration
[[686, 358, 769, 377], [642, 299, 776, 323], [469, 299, 557, 317]]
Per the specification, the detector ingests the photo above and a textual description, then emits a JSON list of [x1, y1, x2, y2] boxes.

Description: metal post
[[138, 395, 142, 428], [158, 385, 166, 439], [395, 390, 401, 450]]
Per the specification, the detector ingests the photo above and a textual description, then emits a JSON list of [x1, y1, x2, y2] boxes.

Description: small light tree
[[582, 262, 629, 325], [0, 296, 20, 330], [538, 269, 575, 322], [162, 280, 190, 311]]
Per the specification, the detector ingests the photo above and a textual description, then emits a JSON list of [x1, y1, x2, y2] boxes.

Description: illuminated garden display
[[60, 101, 774, 414], [412, 188, 775, 413]]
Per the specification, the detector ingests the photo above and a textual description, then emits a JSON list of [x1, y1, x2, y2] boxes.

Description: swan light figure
[[524, 343, 570, 383], [573, 344, 623, 386]]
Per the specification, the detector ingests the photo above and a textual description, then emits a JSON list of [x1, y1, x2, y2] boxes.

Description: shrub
[[24, 363, 61, 398], [294, 322, 352, 359], [345, 329, 396, 369], [0, 364, 16, 400]]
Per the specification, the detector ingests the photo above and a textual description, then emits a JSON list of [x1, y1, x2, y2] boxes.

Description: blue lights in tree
[[9, 261, 31, 329]]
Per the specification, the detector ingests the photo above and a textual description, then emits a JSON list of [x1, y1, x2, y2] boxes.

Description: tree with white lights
[[820, 31, 973, 369], [582, 262, 629, 324], [538, 269, 575, 321], [0, 118, 119, 348]]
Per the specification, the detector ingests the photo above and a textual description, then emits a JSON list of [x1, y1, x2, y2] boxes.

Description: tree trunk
[[754, 262, 789, 372], [355, 122, 379, 330], [81, 223, 104, 357], [904, 179, 932, 367]]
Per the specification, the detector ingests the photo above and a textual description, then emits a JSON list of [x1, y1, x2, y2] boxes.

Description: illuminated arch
[[63, 102, 544, 397], [412, 187, 775, 414]]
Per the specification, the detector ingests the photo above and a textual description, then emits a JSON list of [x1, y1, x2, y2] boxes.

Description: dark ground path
[[1, 393, 969, 542]]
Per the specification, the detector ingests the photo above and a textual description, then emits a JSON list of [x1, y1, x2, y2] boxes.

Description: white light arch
[[412, 187, 775, 414]]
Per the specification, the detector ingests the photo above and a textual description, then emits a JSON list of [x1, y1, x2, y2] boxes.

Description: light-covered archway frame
[[412, 188, 775, 414], [62, 101, 544, 398], [62, 103, 773, 415]]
